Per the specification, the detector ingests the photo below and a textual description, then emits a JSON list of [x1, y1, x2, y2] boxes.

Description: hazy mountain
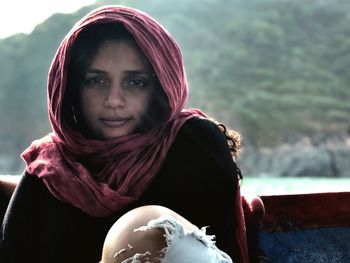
[[1, 0, 349, 174]]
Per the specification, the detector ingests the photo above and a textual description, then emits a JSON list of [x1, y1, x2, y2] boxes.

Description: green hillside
[[0, 0, 349, 172]]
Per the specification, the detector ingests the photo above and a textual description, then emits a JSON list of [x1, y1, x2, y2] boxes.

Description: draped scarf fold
[[21, 5, 206, 217]]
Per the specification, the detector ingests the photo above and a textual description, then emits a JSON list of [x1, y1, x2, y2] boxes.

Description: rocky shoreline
[[239, 136, 350, 177]]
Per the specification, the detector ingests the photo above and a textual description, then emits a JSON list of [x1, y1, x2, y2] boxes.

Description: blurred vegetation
[[1, 0, 350, 172]]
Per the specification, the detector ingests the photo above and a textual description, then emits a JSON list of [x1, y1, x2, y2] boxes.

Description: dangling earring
[[72, 106, 78, 125]]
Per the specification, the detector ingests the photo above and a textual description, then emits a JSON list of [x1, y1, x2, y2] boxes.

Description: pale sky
[[0, 0, 96, 39]]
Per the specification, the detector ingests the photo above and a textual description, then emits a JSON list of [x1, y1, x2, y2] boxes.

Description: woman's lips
[[100, 117, 130, 127]]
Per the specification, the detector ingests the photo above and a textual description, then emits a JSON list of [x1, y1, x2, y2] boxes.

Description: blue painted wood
[[258, 227, 350, 263]]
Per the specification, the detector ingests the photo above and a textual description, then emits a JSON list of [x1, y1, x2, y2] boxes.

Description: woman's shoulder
[[178, 117, 224, 140], [172, 117, 234, 162], [19, 171, 44, 186], [161, 117, 239, 187], [0, 172, 42, 193], [8, 171, 48, 201]]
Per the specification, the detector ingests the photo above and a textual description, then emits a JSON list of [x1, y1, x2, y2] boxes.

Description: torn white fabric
[[120, 251, 153, 263], [121, 215, 233, 263]]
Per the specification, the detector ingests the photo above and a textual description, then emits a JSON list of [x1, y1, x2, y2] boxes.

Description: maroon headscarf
[[22, 5, 205, 217]]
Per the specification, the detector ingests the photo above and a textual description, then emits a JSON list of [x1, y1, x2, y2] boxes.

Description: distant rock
[[238, 137, 350, 177], [331, 145, 350, 177]]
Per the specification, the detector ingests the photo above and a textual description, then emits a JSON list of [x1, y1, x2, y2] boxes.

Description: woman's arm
[[178, 118, 240, 258], [0, 173, 42, 262], [140, 117, 240, 260], [0, 175, 21, 225]]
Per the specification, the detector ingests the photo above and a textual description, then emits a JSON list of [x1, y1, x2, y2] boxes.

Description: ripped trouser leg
[[121, 215, 233, 263]]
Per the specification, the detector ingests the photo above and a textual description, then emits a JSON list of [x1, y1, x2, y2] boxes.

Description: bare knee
[[100, 205, 195, 263]]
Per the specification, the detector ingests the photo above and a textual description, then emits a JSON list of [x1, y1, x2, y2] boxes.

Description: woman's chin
[[98, 128, 134, 140]]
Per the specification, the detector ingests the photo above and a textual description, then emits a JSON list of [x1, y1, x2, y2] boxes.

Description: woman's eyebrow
[[86, 68, 153, 75], [85, 69, 107, 74], [85, 69, 153, 75]]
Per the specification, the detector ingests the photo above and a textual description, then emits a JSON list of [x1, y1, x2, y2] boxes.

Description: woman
[[0, 5, 247, 263]]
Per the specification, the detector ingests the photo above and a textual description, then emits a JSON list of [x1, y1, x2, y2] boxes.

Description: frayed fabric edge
[[120, 251, 152, 263], [135, 215, 216, 248], [121, 215, 233, 263]]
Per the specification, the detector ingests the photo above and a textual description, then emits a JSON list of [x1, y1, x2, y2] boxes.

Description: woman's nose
[[105, 86, 126, 109]]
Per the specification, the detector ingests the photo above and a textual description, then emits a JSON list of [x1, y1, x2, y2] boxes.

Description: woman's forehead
[[88, 40, 154, 74]]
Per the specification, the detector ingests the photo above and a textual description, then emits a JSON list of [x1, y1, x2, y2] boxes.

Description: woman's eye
[[84, 77, 107, 88], [125, 78, 147, 88]]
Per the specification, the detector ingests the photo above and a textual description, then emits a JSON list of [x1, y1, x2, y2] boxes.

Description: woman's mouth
[[100, 117, 131, 127]]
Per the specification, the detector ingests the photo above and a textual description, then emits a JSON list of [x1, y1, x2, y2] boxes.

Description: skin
[[100, 205, 196, 263], [79, 40, 156, 140]]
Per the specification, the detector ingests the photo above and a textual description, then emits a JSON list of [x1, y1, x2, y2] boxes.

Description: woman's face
[[78, 40, 155, 140]]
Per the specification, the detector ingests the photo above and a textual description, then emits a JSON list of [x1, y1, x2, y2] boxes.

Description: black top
[[0, 117, 239, 262]]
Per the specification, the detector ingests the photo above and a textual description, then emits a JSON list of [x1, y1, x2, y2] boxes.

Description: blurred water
[[241, 177, 350, 196], [1, 175, 350, 197]]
